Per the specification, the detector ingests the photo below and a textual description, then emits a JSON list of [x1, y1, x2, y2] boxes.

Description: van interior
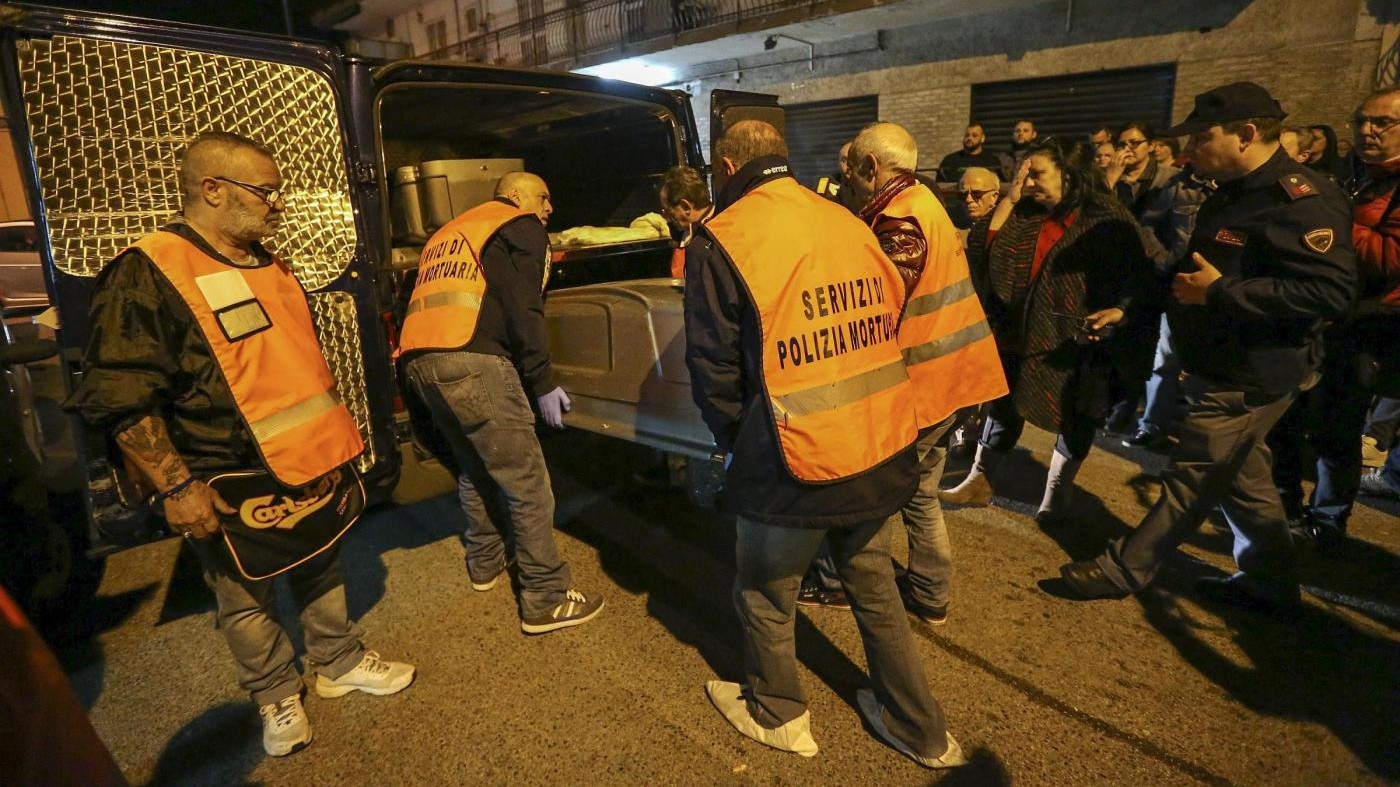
[[377, 83, 684, 291]]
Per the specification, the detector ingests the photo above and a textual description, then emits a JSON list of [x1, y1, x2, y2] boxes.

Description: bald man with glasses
[[67, 131, 415, 758]]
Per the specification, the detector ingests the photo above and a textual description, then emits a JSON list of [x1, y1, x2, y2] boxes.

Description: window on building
[[782, 95, 879, 189], [425, 19, 448, 54], [465, 8, 479, 33], [970, 64, 1177, 154], [385, 18, 395, 39]]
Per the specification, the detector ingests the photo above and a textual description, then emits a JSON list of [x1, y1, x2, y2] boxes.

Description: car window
[[0, 226, 38, 252]]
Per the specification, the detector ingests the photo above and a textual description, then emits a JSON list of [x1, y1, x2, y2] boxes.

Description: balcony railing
[[425, 0, 821, 69]]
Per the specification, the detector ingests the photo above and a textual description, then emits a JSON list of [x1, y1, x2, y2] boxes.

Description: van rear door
[[365, 62, 704, 290], [0, 8, 400, 554], [708, 89, 784, 191]]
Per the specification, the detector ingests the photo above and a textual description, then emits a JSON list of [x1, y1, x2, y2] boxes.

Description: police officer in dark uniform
[[1056, 82, 1357, 612]]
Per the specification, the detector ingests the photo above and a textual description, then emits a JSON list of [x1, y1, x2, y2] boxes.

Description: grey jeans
[[1097, 375, 1302, 593], [807, 418, 955, 609], [734, 516, 951, 759], [406, 351, 570, 618], [192, 540, 365, 706], [899, 417, 956, 609]]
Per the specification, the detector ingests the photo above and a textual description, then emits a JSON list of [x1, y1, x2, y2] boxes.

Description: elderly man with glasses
[[958, 167, 1001, 221], [1269, 86, 1400, 544]]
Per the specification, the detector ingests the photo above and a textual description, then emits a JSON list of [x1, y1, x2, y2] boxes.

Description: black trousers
[[1096, 375, 1304, 592]]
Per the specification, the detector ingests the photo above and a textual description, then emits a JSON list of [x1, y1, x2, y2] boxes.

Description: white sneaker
[[315, 651, 416, 698], [259, 694, 312, 757], [705, 681, 818, 757], [856, 689, 967, 769]]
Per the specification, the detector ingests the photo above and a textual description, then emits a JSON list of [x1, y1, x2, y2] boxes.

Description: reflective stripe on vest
[[398, 200, 531, 355], [880, 184, 1009, 428], [705, 176, 917, 482], [135, 232, 365, 487]]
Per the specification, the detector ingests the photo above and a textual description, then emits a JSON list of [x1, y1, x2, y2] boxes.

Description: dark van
[[0, 3, 781, 614]]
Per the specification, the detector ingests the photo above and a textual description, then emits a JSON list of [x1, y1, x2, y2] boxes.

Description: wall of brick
[[677, 0, 1390, 167]]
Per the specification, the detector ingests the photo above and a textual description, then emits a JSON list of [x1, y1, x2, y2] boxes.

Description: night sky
[[30, 0, 339, 38]]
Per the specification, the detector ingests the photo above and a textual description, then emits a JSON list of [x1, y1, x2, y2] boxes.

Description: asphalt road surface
[[53, 426, 1400, 786]]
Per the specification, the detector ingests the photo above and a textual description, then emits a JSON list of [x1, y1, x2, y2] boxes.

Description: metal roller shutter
[[782, 95, 879, 188], [971, 64, 1177, 153]]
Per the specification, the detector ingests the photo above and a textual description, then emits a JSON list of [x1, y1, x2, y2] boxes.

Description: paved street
[[55, 426, 1400, 786]]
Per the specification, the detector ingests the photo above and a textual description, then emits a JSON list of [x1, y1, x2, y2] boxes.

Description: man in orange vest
[[398, 172, 604, 635], [659, 164, 713, 279], [686, 119, 967, 769], [798, 122, 1007, 623], [67, 132, 414, 758]]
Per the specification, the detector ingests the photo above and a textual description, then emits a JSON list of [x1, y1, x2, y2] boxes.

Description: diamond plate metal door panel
[[17, 34, 377, 469]]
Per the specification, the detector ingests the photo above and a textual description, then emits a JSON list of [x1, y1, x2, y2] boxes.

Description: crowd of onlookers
[[924, 93, 1400, 549]]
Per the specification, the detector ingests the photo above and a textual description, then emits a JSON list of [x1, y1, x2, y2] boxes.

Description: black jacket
[[66, 222, 270, 473], [1169, 148, 1357, 396], [937, 148, 1009, 182], [683, 157, 917, 529]]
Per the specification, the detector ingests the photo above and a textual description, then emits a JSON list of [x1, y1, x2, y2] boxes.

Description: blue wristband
[[152, 475, 197, 503]]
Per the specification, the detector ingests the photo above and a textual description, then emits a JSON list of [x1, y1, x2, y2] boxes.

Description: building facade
[[341, 0, 1397, 166]]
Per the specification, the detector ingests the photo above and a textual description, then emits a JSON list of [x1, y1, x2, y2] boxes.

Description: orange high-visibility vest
[[705, 175, 917, 482], [878, 183, 1008, 428], [670, 206, 713, 279], [136, 232, 364, 487], [398, 200, 531, 355], [670, 245, 685, 279]]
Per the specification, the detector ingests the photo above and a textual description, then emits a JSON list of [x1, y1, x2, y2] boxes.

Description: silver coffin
[[545, 279, 715, 460]]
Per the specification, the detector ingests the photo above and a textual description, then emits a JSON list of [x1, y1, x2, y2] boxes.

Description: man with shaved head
[[687, 119, 968, 769], [67, 131, 414, 757], [398, 171, 604, 635], [937, 122, 1008, 182]]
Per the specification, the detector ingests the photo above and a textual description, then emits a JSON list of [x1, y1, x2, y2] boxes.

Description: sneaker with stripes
[[521, 588, 605, 634]]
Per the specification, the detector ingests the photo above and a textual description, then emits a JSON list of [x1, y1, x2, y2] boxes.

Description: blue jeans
[[1365, 396, 1400, 450], [806, 418, 955, 608], [734, 515, 951, 758], [1380, 443, 1400, 493], [1267, 344, 1370, 530], [406, 351, 570, 618], [1138, 314, 1182, 435]]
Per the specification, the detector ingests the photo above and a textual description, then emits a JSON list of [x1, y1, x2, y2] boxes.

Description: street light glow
[[576, 59, 676, 86]]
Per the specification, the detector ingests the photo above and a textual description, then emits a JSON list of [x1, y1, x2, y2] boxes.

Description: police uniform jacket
[[1169, 147, 1357, 397], [684, 157, 918, 529]]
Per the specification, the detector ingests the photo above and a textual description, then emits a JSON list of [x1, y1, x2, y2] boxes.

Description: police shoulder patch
[[1303, 228, 1334, 254], [1279, 174, 1317, 200]]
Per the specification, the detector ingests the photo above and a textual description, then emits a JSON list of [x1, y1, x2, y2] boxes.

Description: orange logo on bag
[[240, 470, 342, 530]]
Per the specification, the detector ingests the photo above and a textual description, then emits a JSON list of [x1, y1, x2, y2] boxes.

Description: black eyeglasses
[[214, 176, 284, 207], [1114, 138, 1149, 149], [959, 189, 996, 200], [1352, 115, 1400, 135]]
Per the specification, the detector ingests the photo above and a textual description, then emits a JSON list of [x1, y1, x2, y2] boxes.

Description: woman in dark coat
[[1307, 124, 1353, 182], [941, 138, 1153, 524]]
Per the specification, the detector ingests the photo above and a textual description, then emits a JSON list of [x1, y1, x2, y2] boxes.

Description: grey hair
[[849, 122, 918, 174], [959, 166, 1000, 189]]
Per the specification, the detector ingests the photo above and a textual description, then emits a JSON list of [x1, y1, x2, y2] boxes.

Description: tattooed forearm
[[115, 415, 191, 491]]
